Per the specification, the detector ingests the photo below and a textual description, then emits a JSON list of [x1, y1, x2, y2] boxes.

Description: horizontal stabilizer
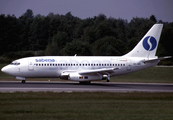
[[143, 56, 172, 63]]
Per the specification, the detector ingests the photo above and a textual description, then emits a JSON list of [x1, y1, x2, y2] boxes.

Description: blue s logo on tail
[[143, 36, 157, 51]]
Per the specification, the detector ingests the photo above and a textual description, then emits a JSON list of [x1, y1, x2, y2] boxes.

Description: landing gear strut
[[107, 75, 110, 82], [22, 80, 25, 83]]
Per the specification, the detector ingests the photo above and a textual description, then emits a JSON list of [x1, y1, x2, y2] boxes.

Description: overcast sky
[[0, 0, 173, 22]]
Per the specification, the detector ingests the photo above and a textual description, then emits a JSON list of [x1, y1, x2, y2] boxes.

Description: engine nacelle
[[68, 73, 103, 81]]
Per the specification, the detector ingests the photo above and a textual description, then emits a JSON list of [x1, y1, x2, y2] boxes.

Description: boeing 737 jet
[[1, 24, 171, 83]]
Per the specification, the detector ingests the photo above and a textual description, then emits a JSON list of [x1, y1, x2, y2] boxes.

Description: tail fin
[[124, 24, 163, 58]]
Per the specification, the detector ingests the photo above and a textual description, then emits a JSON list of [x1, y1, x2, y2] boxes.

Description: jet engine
[[68, 73, 103, 81]]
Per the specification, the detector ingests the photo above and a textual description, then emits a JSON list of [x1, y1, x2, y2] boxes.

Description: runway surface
[[0, 81, 173, 92]]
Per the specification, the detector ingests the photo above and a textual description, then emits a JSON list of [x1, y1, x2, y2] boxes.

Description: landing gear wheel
[[22, 80, 25, 83]]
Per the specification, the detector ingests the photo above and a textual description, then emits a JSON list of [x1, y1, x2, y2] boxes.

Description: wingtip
[[164, 56, 172, 59]]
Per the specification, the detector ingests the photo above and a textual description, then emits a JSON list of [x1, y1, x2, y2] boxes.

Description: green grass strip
[[0, 92, 173, 120]]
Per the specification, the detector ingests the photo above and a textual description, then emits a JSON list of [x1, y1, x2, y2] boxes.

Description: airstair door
[[28, 60, 34, 71]]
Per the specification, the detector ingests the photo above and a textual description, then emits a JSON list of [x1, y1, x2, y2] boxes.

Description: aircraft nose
[[1, 65, 14, 75], [1, 66, 8, 73]]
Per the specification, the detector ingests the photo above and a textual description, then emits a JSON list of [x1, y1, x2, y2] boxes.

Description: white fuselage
[[1, 56, 159, 81]]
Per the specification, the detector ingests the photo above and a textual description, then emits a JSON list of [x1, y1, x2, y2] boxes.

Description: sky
[[0, 0, 173, 22]]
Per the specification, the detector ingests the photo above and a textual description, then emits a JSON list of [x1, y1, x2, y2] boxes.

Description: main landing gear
[[22, 80, 25, 83], [107, 75, 110, 82]]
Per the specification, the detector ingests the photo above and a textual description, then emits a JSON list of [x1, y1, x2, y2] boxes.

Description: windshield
[[10, 61, 20, 65]]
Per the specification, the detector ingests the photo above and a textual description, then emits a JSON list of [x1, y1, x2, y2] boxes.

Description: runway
[[0, 81, 173, 92]]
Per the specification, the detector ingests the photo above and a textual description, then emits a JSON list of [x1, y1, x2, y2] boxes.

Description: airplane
[[1, 24, 171, 84]]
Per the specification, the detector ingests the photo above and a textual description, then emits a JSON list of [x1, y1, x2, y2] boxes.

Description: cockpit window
[[10, 61, 20, 65]]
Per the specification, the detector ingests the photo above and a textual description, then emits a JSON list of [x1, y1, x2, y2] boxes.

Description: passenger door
[[28, 59, 34, 71]]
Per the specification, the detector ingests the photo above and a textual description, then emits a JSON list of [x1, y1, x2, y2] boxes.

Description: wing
[[61, 67, 119, 76], [78, 67, 119, 75]]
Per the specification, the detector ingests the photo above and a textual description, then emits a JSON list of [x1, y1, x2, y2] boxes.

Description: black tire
[[22, 80, 25, 83]]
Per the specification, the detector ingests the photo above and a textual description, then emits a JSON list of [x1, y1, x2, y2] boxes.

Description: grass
[[0, 92, 173, 120], [113, 67, 173, 83]]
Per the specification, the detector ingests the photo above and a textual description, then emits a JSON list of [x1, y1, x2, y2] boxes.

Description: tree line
[[0, 9, 172, 64]]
